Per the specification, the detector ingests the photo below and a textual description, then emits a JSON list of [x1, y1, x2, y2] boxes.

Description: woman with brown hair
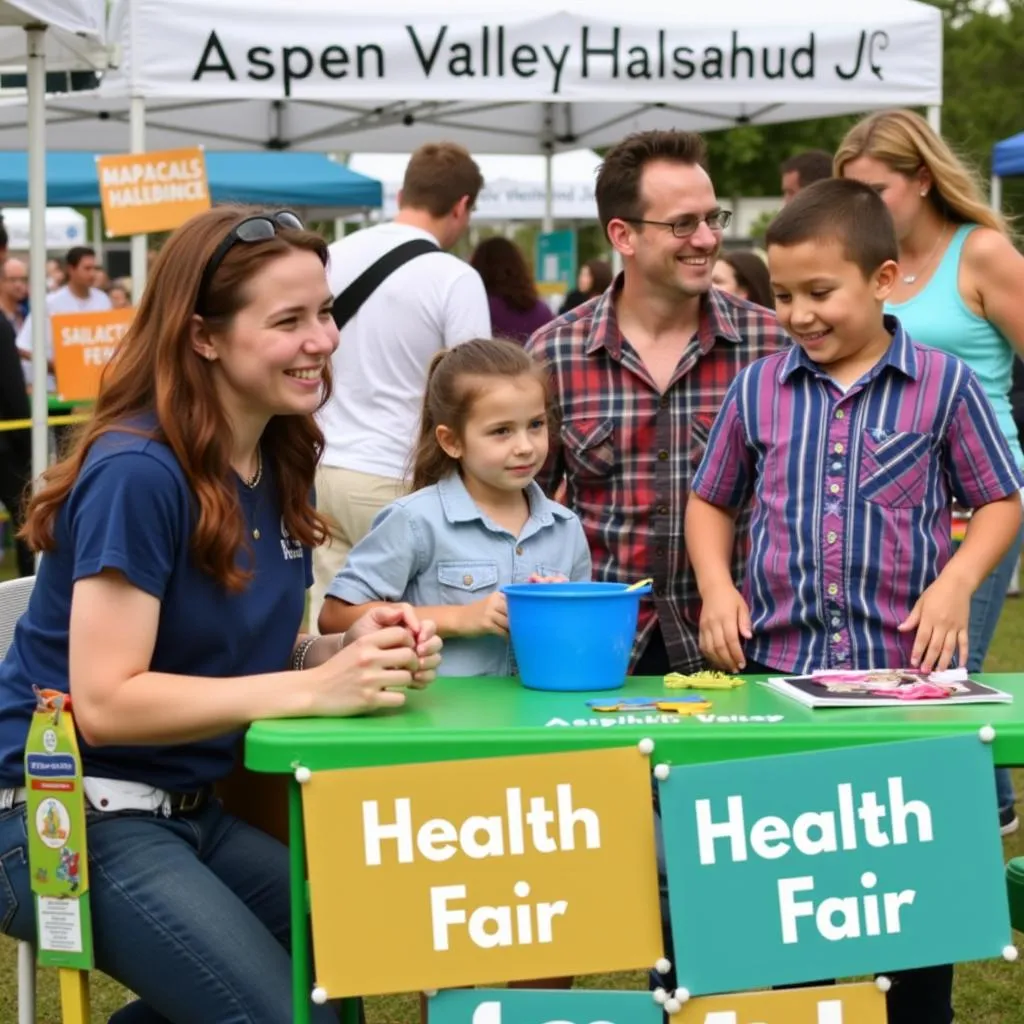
[[558, 256, 614, 314], [0, 206, 441, 1023], [469, 235, 554, 343]]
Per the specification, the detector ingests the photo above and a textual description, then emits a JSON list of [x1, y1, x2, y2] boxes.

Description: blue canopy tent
[[990, 132, 1024, 211], [0, 149, 382, 209]]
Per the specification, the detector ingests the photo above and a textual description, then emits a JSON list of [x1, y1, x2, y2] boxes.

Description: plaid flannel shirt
[[526, 276, 788, 672]]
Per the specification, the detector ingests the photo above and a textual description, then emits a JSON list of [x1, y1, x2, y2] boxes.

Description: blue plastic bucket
[[502, 581, 652, 692]]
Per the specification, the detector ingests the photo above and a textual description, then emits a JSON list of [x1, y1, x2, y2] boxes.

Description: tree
[[706, 1, 1024, 219]]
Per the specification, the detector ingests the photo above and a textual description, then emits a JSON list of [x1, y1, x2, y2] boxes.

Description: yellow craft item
[[663, 671, 745, 690], [655, 700, 712, 714]]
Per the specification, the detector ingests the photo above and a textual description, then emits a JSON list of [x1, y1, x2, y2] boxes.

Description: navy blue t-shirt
[[0, 427, 312, 790]]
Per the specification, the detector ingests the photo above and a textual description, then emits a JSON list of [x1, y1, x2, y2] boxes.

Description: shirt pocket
[[689, 412, 718, 471], [437, 560, 500, 599], [561, 418, 614, 480], [857, 429, 931, 508]]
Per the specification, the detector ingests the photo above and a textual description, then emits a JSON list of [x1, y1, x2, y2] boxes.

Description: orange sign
[[51, 308, 134, 402], [676, 982, 887, 1023], [302, 747, 663, 998], [97, 146, 210, 236]]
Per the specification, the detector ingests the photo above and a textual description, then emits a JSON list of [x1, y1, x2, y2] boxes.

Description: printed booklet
[[761, 667, 1013, 708]]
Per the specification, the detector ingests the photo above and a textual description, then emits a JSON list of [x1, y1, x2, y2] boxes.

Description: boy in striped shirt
[[685, 177, 1022, 1022]]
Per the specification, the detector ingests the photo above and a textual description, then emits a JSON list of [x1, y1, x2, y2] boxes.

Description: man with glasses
[[0, 257, 27, 332], [526, 129, 788, 677]]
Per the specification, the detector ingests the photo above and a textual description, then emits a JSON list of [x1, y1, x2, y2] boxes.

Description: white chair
[[0, 575, 38, 1024]]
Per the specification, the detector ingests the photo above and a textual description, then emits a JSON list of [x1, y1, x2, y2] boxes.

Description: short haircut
[[595, 130, 708, 235], [400, 142, 484, 218], [765, 178, 898, 277], [780, 149, 834, 189], [65, 246, 96, 267]]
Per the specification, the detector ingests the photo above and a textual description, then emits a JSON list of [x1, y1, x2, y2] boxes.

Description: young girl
[[318, 337, 592, 674]]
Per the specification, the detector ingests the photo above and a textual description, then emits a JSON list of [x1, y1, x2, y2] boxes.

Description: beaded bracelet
[[291, 636, 318, 671]]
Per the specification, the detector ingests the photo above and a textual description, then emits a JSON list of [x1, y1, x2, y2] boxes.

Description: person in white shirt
[[311, 142, 491, 627], [17, 246, 112, 393]]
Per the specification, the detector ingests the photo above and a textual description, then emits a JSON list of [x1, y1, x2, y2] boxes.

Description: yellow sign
[[51, 308, 134, 402], [97, 146, 210, 236], [676, 982, 887, 1023], [302, 747, 662, 997]]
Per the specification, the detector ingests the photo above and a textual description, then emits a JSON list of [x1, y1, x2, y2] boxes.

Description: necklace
[[239, 448, 264, 540], [901, 224, 948, 285], [241, 447, 263, 489]]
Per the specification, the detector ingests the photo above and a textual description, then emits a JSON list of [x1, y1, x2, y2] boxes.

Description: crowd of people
[[0, 111, 1022, 1022]]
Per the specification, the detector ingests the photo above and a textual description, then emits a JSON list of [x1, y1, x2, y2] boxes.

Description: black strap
[[331, 239, 440, 330]]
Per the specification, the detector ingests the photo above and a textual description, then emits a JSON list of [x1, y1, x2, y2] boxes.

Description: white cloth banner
[[106, 0, 941, 106]]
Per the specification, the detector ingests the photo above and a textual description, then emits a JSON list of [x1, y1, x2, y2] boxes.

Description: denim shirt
[[326, 473, 592, 676]]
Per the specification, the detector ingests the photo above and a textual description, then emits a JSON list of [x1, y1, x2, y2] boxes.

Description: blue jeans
[[0, 799, 342, 1024], [967, 524, 1024, 812]]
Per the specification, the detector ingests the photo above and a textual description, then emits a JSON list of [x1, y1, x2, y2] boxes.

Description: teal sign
[[658, 735, 1011, 995], [535, 230, 576, 289], [428, 989, 660, 1024]]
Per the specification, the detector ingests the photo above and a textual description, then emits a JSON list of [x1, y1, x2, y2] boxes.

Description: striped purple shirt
[[692, 318, 1024, 674]]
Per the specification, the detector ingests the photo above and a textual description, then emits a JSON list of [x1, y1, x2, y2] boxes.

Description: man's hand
[[698, 582, 753, 673], [898, 576, 970, 673]]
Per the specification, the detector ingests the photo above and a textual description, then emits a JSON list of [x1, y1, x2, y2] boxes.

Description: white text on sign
[[696, 777, 932, 944], [363, 784, 600, 952]]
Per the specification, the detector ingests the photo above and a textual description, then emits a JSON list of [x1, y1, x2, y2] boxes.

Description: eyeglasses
[[196, 210, 304, 312], [622, 210, 733, 238]]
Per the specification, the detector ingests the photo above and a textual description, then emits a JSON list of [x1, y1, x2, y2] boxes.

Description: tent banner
[[122, 4, 943, 105], [97, 147, 210, 236]]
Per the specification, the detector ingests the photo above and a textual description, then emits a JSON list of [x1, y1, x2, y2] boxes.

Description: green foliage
[[704, 1, 1024, 219]]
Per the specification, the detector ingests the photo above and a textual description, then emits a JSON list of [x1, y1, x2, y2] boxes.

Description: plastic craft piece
[[652, 988, 668, 1006], [311, 987, 328, 1005], [664, 997, 682, 1014], [294, 765, 312, 784], [1003, 945, 1019, 962], [979, 725, 997, 744], [674, 987, 691, 1004], [655, 957, 672, 975], [875, 975, 892, 993], [423, 989, 438, 998], [638, 737, 655, 756], [664, 671, 745, 690], [588, 695, 711, 714], [654, 763, 671, 781]]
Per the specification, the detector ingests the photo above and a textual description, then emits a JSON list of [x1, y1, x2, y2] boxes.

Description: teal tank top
[[886, 223, 1024, 469]]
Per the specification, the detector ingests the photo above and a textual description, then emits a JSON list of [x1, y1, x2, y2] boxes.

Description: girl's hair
[[469, 237, 540, 312], [719, 250, 774, 310], [409, 338, 550, 491], [834, 110, 1008, 235], [582, 258, 613, 296], [22, 205, 335, 592]]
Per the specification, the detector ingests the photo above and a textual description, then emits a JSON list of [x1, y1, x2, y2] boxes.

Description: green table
[[245, 673, 1024, 1023]]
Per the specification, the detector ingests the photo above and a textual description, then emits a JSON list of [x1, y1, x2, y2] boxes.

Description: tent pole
[[926, 105, 941, 134], [543, 152, 554, 234], [91, 208, 105, 265], [991, 174, 1003, 213], [130, 95, 148, 299], [26, 24, 49, 490]]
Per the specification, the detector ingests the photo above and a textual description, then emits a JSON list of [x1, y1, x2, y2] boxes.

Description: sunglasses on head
[[196, 210, 304, 313]]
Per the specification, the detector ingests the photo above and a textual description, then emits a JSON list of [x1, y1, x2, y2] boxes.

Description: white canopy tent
[[0, 0, 942, 287], [348, 149, 603, 221], [0, 1, 106, 503], [2, 204, 87, 249]]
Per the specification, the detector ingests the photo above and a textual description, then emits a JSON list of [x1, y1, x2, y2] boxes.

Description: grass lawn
[[4, 592, 1024, 1021]]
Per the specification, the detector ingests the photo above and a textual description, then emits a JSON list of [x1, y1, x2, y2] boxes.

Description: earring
[[920, 189, 928, 197]]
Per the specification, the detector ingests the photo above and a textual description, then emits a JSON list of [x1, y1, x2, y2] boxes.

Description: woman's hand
[[342, 603, 442, 688]]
